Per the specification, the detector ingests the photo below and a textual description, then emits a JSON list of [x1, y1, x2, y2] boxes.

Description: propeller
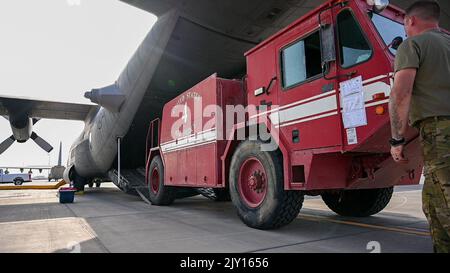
[[0, 116, 53, 154], [30, 118, 53, 153], [0, 136, 15, 154], [30, 132, 53, 153]]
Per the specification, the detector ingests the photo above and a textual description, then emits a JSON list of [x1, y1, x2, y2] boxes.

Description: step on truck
[[144, 0, 432, 229]]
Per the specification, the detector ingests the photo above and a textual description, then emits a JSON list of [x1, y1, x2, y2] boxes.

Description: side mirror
[[390, 36, 403, 50], [367, 0, 390, 13], [320, 23, 336, 75]]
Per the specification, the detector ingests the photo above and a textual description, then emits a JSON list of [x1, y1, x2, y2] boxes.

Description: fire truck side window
[[337, 9, 372, 68], [281, 31, 322, 89]]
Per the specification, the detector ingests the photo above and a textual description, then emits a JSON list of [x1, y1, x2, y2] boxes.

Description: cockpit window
[[368, 12, 406, 55], [281, 31, 322, 89], [337, 9, 373, 68]]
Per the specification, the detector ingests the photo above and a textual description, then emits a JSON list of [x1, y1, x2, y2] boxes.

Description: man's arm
[[389, 68, 417, 139]]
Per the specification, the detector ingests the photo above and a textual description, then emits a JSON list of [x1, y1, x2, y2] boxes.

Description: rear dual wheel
[[229, 141, 304, 230], [321, 187, 394, 217]]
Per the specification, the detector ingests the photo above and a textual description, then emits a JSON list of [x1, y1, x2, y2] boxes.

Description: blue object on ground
[[59, 187, 76, 203]]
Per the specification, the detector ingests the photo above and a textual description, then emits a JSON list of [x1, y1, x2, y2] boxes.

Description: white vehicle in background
[[0, 169, 31, 185]]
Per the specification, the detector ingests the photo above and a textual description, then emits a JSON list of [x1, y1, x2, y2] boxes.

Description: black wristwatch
[[389, 137, 406, 147]]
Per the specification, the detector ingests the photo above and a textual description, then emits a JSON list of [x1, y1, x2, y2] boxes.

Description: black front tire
[[321, 187, 394, 217], [229, 140, 304, 230], [13, 179, 23, 186], [147, 155, 176, 206]]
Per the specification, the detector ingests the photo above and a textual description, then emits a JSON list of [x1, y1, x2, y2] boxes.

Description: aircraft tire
[[72, 172, 86, 192]]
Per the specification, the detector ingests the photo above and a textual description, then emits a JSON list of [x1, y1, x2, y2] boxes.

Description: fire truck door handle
[[344, 71, 358, 79], [323, 69, 358, 81], [264, 77, 277, 95]]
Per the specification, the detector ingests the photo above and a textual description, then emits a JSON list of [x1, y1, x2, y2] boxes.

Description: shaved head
[[405, 1, 441, 22]]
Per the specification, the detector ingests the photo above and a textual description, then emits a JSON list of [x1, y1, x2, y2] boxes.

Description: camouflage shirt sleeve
[[394, 39, 421, 72]]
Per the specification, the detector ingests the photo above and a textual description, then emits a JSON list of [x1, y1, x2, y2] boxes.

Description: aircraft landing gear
[[69, 168, 86, 192]]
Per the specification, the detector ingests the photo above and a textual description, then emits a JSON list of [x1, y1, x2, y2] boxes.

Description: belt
[[417, 116, 450, 127]]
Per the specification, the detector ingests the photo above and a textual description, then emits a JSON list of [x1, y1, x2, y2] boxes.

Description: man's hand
[[391, 145, 409, 163]]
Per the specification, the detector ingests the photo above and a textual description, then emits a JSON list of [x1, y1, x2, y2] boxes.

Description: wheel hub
[[150, 167, 159, 194], [238, 157, 268, 208], [248, 171, 266, 193]]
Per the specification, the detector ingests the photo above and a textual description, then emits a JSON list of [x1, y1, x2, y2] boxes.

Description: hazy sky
[[0, 0, 156, 171]]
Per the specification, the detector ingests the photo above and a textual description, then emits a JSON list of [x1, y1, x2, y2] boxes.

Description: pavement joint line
[[0, 180, 67, 190], [246, 230, 374, 253], [76, 205, 234, 220], [395, 190, 422, 194], [63, 203, 111, 253], [297, 214, 430, 236], [76, 217, 111, 253], [302, 208, 424, 221], [62, 202, 110, 253], [0, 216, 79, 226], [396, 219, 430, 230]]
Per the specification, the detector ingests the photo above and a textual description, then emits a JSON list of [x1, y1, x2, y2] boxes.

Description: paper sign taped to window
[[340, 75, 363, 97], [342, 92, 365, 113], [340, 76, 367, 129], [342, 109, 367, 129]]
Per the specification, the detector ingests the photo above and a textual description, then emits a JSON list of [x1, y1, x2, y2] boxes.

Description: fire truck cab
[[145, 0, 426, 229]]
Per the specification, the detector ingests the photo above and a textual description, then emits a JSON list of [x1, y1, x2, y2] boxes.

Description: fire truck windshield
[[368, 12, 406, 55]]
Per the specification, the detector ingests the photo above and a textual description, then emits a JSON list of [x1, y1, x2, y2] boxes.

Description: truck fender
[[220, 118, 293, 190], [145, 148, 162, 185]]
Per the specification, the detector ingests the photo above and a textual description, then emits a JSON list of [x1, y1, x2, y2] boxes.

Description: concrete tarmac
[[0, 182, 432, 253]]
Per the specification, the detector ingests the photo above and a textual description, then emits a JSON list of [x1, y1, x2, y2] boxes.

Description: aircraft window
[[337, 10, 372, 68], [281, 31, 322, 89]]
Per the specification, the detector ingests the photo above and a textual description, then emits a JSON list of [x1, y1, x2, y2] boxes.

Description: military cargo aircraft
[[0, 0, 448, 198]]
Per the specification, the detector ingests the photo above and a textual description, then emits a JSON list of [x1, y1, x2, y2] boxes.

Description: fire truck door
[[274, 19, 341, 150], [334, 3, 393, 148]]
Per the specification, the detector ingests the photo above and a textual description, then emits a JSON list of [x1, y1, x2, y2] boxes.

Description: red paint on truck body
[[146, 1, 427, 192]]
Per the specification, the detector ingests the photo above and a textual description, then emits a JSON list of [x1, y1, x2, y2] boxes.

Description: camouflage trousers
[[419, 116, 450, 253]]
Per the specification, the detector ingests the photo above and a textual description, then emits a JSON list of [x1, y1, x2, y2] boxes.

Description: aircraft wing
[[121, 0, 450, 34], [0, 95, 98, 121], [0, 166, 52, 170]]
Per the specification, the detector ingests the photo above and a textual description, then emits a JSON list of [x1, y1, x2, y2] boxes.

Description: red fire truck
[[145, 0, 427, 229]]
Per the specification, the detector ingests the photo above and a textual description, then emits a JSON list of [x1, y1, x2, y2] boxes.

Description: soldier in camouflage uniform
[[420, 118, 450, 252], [388, 1, 450, 252]]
